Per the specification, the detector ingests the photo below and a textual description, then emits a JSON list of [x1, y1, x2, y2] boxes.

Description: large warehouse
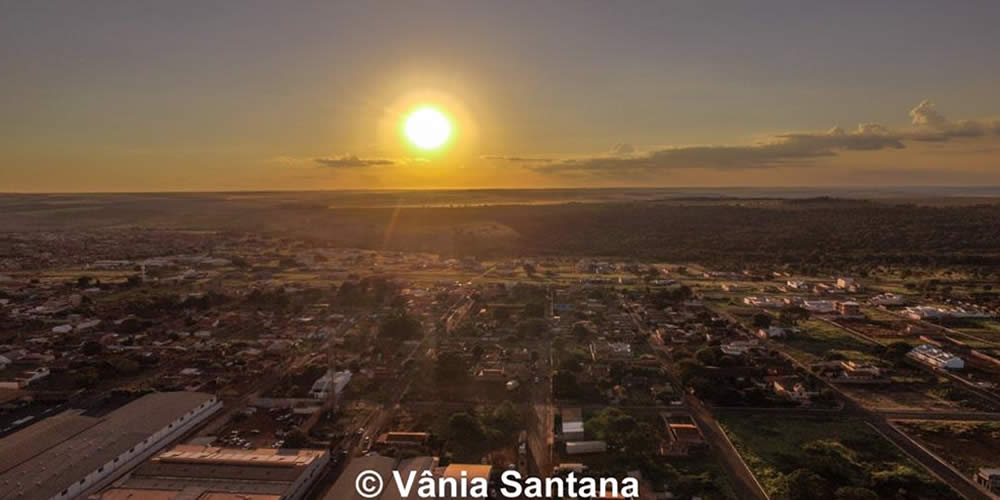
[[0, 391, 221, 500], [99, 444, 330, 500]]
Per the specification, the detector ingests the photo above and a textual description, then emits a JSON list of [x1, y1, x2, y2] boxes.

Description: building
[[835, 278, 856, 290], [566, 440, 608, 455], [840, 360, 882, 379], [757, 326, 795, 339], [802, 300, 837, 313], [376, 431, 431, 449], [904, 306, 991, 321], [0, 366, 49, 389], [771, 376, 816, 402], [0, 392, 221, 500], [661, 414, 706, 456], [590, 341, 632, 361], [870, 293, 908, 306], [974, 468, 1000, 494], [907, 344, 965, 370], [561, 407, 585, 441], [720, 340, 760, 357], [837, 301, 863, 318], [309, 369, 351, 400], [99, 444, 329, 500]]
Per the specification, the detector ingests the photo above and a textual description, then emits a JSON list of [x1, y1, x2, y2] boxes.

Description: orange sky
[[2, 2, 999, 192]]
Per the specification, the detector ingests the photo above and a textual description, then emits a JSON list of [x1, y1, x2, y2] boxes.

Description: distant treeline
[[316, 200, 1000, 271]]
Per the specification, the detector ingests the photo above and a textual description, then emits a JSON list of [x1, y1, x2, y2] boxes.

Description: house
[[803, 300, 837, 313], [907, 344, 964, 370], [975, 468, 1000, 494], [743, 296, 784, 308], [870, 293, 908, 306], [566, 440, 607, 455], [836, 278, 856, 290], [661, 414, 706, 456], [757, 326, 795, 339], [561, 407, 585, 441], [721, 340, 760, 357], [376, 431, 431, 448], [0, 367, 50, 389], [309, 370, 351, 399], [837, 301, 863, 318], [771, 375, 816, 402], [786, 280, 808, 290], [839, 360, 882, 380], [590, 341, 632, 361], [904, 306, 991, 321]]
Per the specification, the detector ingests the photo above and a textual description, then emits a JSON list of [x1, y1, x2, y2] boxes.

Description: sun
[[404, 107, 452, 150]]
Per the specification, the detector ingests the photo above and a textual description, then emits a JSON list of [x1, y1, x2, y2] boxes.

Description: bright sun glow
[[404, 107, 452, 150]]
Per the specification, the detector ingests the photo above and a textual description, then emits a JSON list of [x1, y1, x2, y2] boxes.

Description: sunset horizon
[[4, 2, 1000, 192]]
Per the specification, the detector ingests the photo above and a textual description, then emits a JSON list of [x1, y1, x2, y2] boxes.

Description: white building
[[561, 407, 585, 441], [309, 370, 352, 399], [721, 340, 760, 356], [904, 306, 991, 321], [870, 293, 908, 306], [566, 440, 608, 455], [907, 344, 964, 370], [803, 300, 837, 313]]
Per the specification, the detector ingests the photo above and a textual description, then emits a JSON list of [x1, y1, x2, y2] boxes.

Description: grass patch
[[719, 414, 960, 499], [778, 319, 881, 363]]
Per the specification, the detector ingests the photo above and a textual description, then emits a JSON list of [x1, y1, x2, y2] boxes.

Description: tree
[[695, 347, 721, 367], [882, 341, 912, 362], [516, 318, 550, 338], [446, 412, 486, 459], [283, 429, 306, 448], [752, 313, 773, 329], [435, 352, 469, 383], [773, 469, 833, 500], [570, 323, 592, 341], [802, 440, 862, 485], [524, 301, 545, 318], [833, 487, 879, 500], [552, 371, 580, 399], [378, 309, 422, 340], [82, 340, 103, 356]]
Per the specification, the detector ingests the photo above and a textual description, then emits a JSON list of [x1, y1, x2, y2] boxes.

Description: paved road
[[771, 349, 994, 500], [687, 396, 769, 500]]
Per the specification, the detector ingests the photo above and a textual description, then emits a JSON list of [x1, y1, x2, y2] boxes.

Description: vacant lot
[[719, 414, 960, 499], [779, 319, 882, 364], [896, 421, 1000, 477]]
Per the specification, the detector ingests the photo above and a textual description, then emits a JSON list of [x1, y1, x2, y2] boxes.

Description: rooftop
[[0, 392, 216, 500]]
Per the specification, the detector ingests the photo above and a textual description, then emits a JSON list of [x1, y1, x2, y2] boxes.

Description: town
[[1, 227, 999, 500]]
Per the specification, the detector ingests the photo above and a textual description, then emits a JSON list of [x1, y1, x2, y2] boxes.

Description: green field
[[719, 415, 960, 499], [779, 319, 881, 363]]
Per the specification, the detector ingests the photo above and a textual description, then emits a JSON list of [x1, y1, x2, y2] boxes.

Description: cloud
[[480, 155, 555, 163], [528, 101, 996, 175], [532, 124, 904, 174], [907, 100, 1000, 141], [313, 155, 395, 168], [610, 143, 636, 155]]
